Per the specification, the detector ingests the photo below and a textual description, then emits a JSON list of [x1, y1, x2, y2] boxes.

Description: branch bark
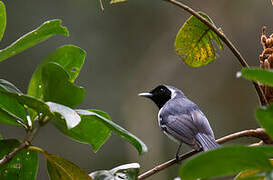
[[0, 140, 30, 166], [138, 128, 272, 180], [0, 119, 45, 166], [165, 0, 268, 106]]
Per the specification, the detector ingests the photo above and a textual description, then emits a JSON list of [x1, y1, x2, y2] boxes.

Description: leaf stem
[[28, 145, 45, 153], [165, 0, 267, 105], [137, 128, 272, 180]]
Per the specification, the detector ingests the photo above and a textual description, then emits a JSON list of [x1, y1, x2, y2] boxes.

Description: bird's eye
[[160, 88, 164, 92]]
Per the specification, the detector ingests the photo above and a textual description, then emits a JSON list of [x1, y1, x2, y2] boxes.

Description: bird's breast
[[158, 108, 181, 144]]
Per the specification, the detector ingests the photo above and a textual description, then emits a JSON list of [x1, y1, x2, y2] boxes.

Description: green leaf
[[174, 12, 223, 67], [256, 104, 273, 138], [0, 108, 22, 126], [0, 135, 2, 140], [41, 152, 92, 180], [0, 91, 80, 129], [110, 0, 127, 4], [0, 81, 79, 127], [0, 80, 29, 126], [90, 163, 140, 180], [235, 168, 266, 180], [76, 110, 148, 155], [0, 139, 38, 180], [51, 109, 111, 152], [241, 68, 273, 86], [237, 176, 266, 180], [0, 91, 52, 117], [0, 1, 6, 42], [0, 90, 50, 127], [179, 146, 273, 180], [41, 62, 85, 108], [28, 45, 86, 100], [0, 19, 69, 62], [235, 169, 273, 180], [0, 79, 22, 94], [0, 82, 27, 126], [46, 102, 81, 129], [0, 79, 25, 126]]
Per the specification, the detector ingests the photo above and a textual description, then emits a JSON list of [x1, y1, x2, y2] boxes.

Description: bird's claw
[[176, 154, 181, 164]]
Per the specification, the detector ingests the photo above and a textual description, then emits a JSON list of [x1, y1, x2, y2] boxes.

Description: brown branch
[[138, 128, 272, 180], [0, 140, 30, 165], [0, 120, 43, 166], [165, 0, 268, 106], [216, 128, 272, 144]]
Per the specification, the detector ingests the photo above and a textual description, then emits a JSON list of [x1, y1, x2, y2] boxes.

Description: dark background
[[0, 0, 272, 179]]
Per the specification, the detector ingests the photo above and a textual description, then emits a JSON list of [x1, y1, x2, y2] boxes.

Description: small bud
[[261, 35, 267, 44], [264, 59, 270, 69], [266, 39, 272, 47], [264, 48, 273, 55]]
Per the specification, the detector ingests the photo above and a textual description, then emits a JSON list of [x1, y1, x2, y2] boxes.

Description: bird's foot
[[175, 154, 181, 164], [175, 143, 182, 164]]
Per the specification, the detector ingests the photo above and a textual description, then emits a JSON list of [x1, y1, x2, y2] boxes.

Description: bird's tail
[[195, 133, 220, 151]]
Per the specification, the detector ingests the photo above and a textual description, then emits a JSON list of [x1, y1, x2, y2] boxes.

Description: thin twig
[[0, 140, 30, 165], [0, 116, 49, 166], [0, 124, 41, 166], [165, 0, 267, 105], [216, 128, 272, 144], [138, 128, 272, 180]]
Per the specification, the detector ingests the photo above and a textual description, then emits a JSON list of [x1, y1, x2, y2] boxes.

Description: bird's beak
[[138, 92, 153, 98]]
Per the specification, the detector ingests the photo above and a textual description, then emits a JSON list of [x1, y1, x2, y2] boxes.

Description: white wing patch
[[158, 107, 163, 127]]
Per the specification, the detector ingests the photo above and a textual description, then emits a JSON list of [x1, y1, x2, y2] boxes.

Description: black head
[[139, 85, 172, 109]]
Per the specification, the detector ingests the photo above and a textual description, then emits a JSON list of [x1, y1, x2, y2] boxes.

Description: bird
[[139, 85, 219, 160]]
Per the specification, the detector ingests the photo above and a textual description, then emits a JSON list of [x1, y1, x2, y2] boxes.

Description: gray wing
[[190, 109, 215, 138], [160, 97, 215, 147], [160, 113, 198, 146]]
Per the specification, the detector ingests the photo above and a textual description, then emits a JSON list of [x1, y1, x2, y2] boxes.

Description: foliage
[[1, 0, 273, 180], [241, 68, 273, 86], [235, 160, 273, 180], [43, 152, 92, 180], [179, 146, 273, 180], [90, 163, 140, 180], [175, 12, 223, 67], [0, 140, 38, 179], [0, 1, 6, 42], [0, 20, 69, 62], [110, 0, 127, 4], [256, 104, 273, 139], [0, 1, 147, 179], [28, 45, 86, 103]]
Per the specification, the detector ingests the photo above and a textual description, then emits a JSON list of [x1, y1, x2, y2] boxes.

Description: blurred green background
[[0, 0, 272, 179]]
